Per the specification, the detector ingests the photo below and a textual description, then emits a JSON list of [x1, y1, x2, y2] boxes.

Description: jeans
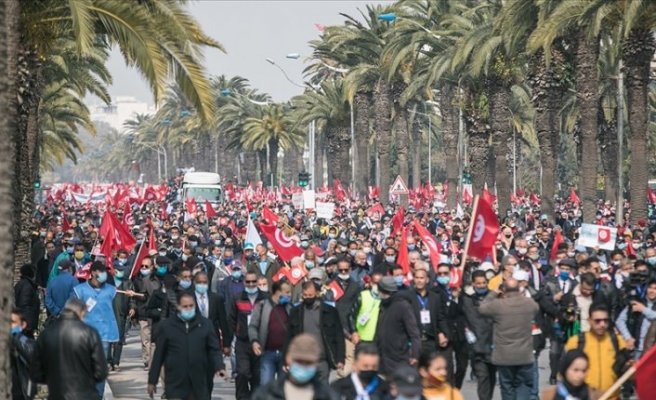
[[96, 341, 110, 397], [532, 353, 540, 399], [497, 364, 533, 400], [260, 350, 284, 385]]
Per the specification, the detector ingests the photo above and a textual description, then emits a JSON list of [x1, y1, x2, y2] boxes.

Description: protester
[[616, 277, 656, 359], [251, 333, 340, 400], [10, 309, 37, 400], [479, 277, 539, 400], [330, 342, 390, 400], [418, 351, 464, 400], [14, 264, 40, 337], [541, 349, 600, 400], [193, 271, 232, 355], [31, 298, 108, 400], [332, 257, 361, 377], [389, 365, 425, 400], [147, 292, 227, 400], [109, 258, 137, 371], [133, 255, 161, 370]]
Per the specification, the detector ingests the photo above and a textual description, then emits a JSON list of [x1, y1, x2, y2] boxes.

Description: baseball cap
[[286, 333, 320, 363], [243, 242, 254, 250], [378, 276, 398, 293], [391, 365, 423, 397]]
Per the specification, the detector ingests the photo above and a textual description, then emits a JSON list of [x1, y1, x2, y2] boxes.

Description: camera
[[626, 270, 650, 304]]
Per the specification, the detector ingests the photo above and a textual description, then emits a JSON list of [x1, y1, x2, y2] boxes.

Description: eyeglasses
[[338, 269, 350, 273], [245, 280, 257, 284], [592, 318, 609, 324]]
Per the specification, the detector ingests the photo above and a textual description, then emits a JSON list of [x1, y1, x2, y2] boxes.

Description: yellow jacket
[[564, 332, 626, 398], [423, 385, 464, 400], [488, 274, 503, 291]]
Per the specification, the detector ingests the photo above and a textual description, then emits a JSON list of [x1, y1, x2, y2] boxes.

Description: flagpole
[[459, 195, 480, 271], [129, 240, 146, 280], [597, 366, 635, 400]]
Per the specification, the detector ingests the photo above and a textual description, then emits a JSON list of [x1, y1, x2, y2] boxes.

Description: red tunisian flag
[[463, 188, 473, 204], [284, 261, 307, 285], [333, 179, 347, 201], [186, 198, 198, 214], [465, 196, 499, 261], [482, 188, 495, 205], [262, 205, 279, 224], [205, 200, 217, 219], [413, 220, 442, 270], [635, 343, 656, 400], [328, 280, 345, 301], [550, 230, 564, 261], [648, 186, 656, 204], [99, 210, 137, 253], [397, 226, 410, 274], [143, 186, 158, 202], [129, 241, 149, 280], [122, 202, 134, 226], [365, 203, 385, 217], [570, 187, 580, 204], [391, 206, 405, 236], [258, 222, 303, 262]]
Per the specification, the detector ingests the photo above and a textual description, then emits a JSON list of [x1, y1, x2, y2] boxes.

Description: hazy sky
[[106, 0, 394, 104]]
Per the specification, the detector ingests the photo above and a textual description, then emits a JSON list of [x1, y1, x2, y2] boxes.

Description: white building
[[89, 96, 156, 132]]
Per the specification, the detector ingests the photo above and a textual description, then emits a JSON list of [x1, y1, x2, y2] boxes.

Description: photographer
[[616, 277, 656, 359]]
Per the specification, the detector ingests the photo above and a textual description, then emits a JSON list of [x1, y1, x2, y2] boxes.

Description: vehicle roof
[[182, 172, 221, 184]]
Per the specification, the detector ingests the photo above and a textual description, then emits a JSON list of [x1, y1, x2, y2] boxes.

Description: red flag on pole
[[413, 220, 442, 270], [635, 343, 656, 400], [391, 206, 405, 236], [365, 203, 385, 217], [463, 188, 473, 205], [570, 187, 580, 204], [258, 222, 303, 262], [397, 227, 410, 274], [465, 196, 499, 261], [550, 230, 564, 261], [482, 188, 494, 205], [648, 186, 656, 204], [530, 192, 541, 204], [129, 242, 149, 280], [262, 206, 279, 224], [61, 214, 70, 232], [284, 261, 307, 285], [122, 202, 134, 226], [205, 200, 217, 219], [328, 280, 345, 301]]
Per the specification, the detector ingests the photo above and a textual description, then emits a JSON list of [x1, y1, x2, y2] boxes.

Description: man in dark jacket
[[229, 270, 269, 400], [375, 276, 421, 376], [133, 256, 161, 370], [31, 298, 108, 400], [193, 271, 232, 354], [462, 270, 496, 400], [252, 334, 340, 400], [286, 280, 345, 383], [11, 309, 37, 400], [14, 264, 40, 337], [330, 342, 390, 400], [332, 257, 361, 377], [148, 292, 227, 400]]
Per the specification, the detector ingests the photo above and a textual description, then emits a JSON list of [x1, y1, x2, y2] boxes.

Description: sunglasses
[[338, 269, 350, 273], [245, 280, 257, 284], [592, 318, 609, 324]]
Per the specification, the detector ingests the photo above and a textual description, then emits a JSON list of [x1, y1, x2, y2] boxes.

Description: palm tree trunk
[[575, 30, 601, 223], [441, 90, 459, 209], [624, 29, 656, 223], [282, 145, 299, 184], [598, 100, 618, 202], [464, 94, 490, 196], [242, 151, 257, 184], [268, 138, 279, 187], [374, 80, 393, 206], [354, 91, 370, 196], [257, 148, 267, 185], [393, 84, 410, 190], [488, 80, 512, 215], [529, 50, 563, 222], [411, 112, 422, 188], [325, 126, 342, 183], [2, 1, 19, 393], [315, 133, 325, 188]]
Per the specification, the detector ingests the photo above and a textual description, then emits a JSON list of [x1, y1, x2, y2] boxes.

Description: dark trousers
[[235, 339, 260, 400], [472, 358, 497, 400], [497, 364, 533, 400], [108, 318, 130, 366], [549, 339, 564, 381], [453, 339, 469, 389]]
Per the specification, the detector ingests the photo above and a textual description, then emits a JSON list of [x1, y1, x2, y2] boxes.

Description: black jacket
[[251, 377, 340, 400], [195, 291, 232, 347], [148, 314, 224, 400], [14, 277, 40, 334], [31, 312, 108, 400], [332, 277, 361, 336], [461, 290, 494, 361], [113, 280, 137, 339], [133, 273, 162, 320], [286, 302, 346, 369], [11, 333, 37, 400], [431, 284, 465, 341], [330, 375, 390, 400], [229, 290, 269, 341], [375, 294, 421, 374], [146, 288, 179, 342], [401, 288, 449, 340]]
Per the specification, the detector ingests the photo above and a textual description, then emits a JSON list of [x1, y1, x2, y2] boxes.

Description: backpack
[[577, 331, 630, 377]]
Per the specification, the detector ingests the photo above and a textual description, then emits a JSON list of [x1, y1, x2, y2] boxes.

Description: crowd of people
[[9, 181, 656, 400]]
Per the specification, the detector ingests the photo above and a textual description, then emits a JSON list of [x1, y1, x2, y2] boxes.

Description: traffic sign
[[390, 175, 409, 195]]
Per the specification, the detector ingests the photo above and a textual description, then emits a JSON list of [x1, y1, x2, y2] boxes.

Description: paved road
[[108, 328, 554, 399]]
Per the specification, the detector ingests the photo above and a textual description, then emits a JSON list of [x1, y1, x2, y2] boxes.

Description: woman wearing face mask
[[418, 352, 464, 400], [541, 350, 599, 400]]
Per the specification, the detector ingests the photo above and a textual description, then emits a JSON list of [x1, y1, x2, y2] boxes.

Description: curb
[[104, 381, 114, 400]]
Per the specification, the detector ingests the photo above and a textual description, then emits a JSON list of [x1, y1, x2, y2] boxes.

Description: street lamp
[[220, 89, 271, 106], [265, 58, 306, 89], [138, 142, 165, 183]]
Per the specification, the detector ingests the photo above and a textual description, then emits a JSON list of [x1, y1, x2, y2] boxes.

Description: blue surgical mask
[[179, 280, 192, 289], [97, 272, 108, 283], [231, 270, 242, 279], [11, 326, 22, 335], [117, 258, 127, 265], [437, 276, 450, 286], [190, 241, 198, 248], [396, 396, 421, 400], [408, 245, 416, 251], [195, 283, 208, 295], [328, 233, 336, 239], [66, 247, 74, 254], [559, 271, 570, 281], [301, 241, 309, 248], [385, 256, 396, 263], [224, 258, 233, 265], [245, 286, 258, 294], [115, 270, 125, 279], [181, 254, 188, 262], [140, 268, 151, 277], [394, 276, 404, 286], [305, 261, 315, 269], [179, 309, 195, 321], [317, 257, 324, 264], [648, 256, 656, 266], [157, 266, 168, 276], [278, 295, 290, 305], [289, 363, 317, 384], [474, 287, 488, 296], [159, 251, 168, 257]]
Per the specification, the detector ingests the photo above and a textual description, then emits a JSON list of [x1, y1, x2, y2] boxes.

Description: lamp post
[[377, 13, 441, 39], [139, 142, 163, 182], [617, 59, 624, 225], [265, 58, 306, 89]]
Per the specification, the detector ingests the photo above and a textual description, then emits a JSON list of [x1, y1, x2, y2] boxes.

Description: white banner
[[71, 191, 107, 204], [577, 223, 617, 251], [292, 193, 304, 210], [303, 190, 316, 209], [315, 201, 335, 219]]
